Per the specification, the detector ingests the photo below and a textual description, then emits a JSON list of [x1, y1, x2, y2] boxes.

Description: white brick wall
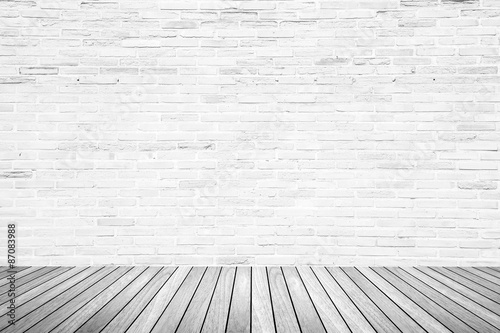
[[1, 0, 499, 266]]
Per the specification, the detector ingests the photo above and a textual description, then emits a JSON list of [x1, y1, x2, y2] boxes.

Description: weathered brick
[[3, 0, 499, 266], [19, 67, 58, 75]]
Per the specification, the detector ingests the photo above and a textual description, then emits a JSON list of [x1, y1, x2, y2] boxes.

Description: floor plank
[[252, 267, 275, 333], [201, 267, 236, 333], [177, 267, 221, 333], [449, 268, 500, 294], [359, 267, 452, 333], [267, 266, 301, 333], [312, 266, 375, 333], [327, 267, 399, 333], [48, 266, 153, 333], [150, 266, 206, 333], [373, 267, 474, 333], [1, 265, 498, 333], [12, 268, 73, 302], [126, 266, 191, 333], [0, 267, 83, 311], [434, 267, 500, 302], [343, 267, 426, 333], [100, 267, 177, 333], [22, 268, 128, 332], [282, 266, 325, 333], [414, 267, 500, 317], [475, 267, 500, 280], [226, 266, 251, 333], [0, 267, 66, 298], [391, 267, 499, 333], [465, 267, 500, 286], [2, 267, 126, 332], [0, 266, 29, 280], [0, 267, 45, 289], [297, 267, 350, 333], [0, 267, 95, 319]]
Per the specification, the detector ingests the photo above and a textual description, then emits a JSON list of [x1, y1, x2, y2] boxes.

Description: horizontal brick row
[[0, 0, 498, 266]]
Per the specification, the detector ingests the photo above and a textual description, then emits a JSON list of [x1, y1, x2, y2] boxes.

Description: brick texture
[[1, 0, 499, 266]]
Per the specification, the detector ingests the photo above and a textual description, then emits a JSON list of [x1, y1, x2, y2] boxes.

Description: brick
[[0, 171, 33, 178], [4, 0, 500, 266], [19, 67, 58, 75], [122, 39, 162, 48], [459, 47, 498, 55], [161, 21, 198, 29], [159, 2, 198, 10], [459, 161, 498, 170]]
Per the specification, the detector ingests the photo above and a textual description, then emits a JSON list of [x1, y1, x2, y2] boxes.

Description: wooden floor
[[1, 266, 500, 333]]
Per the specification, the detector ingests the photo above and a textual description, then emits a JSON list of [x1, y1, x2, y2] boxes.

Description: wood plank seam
[[437, 268, 500, 302], [224, 266, 238, 333], [280, 267, 303, 333], [0, 266, 498, 333], [174, 267, 209, 332], [199, 268, 224, 332], [448, 268, 500, 296], [459, 268, 500, 290], [75, 267, 163, 332], [398, 267, 498, 332], [146, 267, 193, 332], [294, 268, 327, 332], [1, 267, 125, 332], [323, 267, 378, 333], [266, 267, 278, 333], [373, 268, 469, 333], [334, 267, 400, 333], [415, 267, 500, 316], [0, 267, 107, 328], [354, 268, 429, 333], [304, 267, 352, 333], [250, 267, 252, 333]]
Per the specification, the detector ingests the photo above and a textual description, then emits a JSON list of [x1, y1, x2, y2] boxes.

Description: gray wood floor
[[1, 266, 500, 332]]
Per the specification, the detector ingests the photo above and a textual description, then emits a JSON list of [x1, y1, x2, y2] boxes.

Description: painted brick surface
[[0, 0, 499, 266]]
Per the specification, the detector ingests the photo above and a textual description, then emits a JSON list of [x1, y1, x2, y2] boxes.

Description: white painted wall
[[1, 0, 499, 266]]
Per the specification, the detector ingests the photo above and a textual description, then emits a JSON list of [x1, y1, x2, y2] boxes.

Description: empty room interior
[[0, 0, 499, 332]]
